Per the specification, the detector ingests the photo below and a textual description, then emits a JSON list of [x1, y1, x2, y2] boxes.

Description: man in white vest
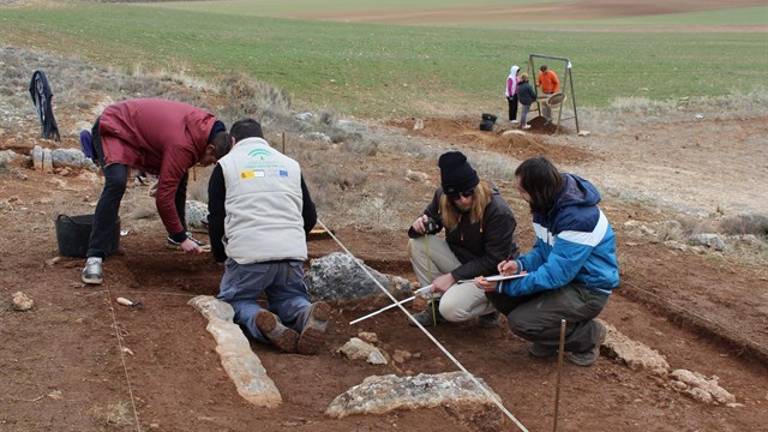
[[207, 118, 329, 354]]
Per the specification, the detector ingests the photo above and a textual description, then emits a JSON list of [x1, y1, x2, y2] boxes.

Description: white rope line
[[104, 289, 142, 432], [316, 219, 529, 432]]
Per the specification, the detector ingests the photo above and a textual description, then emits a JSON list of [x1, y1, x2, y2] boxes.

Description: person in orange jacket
[[537, 65, 561, 121]]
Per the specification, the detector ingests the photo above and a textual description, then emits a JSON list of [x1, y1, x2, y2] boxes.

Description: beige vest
[[218, 137, 306, 264]]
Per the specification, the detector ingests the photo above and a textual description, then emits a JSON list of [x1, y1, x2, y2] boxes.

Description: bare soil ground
[[1, 176, 767, 431], [2, 47, 768, 431], [295, 0, 768, 31]]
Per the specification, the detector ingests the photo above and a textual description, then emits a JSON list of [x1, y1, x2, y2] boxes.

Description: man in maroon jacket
[[81, 98, 229, 285]]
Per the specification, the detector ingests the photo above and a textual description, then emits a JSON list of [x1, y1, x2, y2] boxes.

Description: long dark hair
[[514, 157, 564, 215]]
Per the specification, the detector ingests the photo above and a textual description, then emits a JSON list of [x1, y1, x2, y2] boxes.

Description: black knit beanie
[[438, 151, 479, 195]]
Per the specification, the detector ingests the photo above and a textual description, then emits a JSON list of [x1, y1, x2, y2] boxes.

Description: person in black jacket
[[517, 73, 537, 130], [407, 151, 518, 327]]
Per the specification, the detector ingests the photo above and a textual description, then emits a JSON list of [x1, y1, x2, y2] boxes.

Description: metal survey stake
[[553, 318, 567, 432]]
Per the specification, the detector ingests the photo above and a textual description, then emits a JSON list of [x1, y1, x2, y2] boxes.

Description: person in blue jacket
[[475, 156, 619, 366]]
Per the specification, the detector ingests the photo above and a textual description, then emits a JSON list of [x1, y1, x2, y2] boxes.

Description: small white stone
[[12, 292, 34, 311], [357, 331, 378, 344], [367, 351, 388, 365]]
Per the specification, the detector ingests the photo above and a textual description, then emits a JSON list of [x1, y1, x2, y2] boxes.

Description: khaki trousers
[[408, 236, 496, 322]]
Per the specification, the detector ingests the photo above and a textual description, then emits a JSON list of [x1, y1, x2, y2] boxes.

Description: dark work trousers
[[507, 95, 518, 121], [86, 119, 189, 258], [487, 284, 609, 353]]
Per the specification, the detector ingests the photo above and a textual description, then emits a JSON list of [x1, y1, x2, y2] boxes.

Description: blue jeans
[[520, 104, 531, 126], [217, 259, 312, 343]]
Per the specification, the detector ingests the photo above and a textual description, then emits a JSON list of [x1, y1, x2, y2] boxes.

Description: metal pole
[[282, 132, 286, 154], [553, 318, 567, 432], [568, 66, 580, 133], [555, 68, 569, 134], [529, 55, 541, 118]]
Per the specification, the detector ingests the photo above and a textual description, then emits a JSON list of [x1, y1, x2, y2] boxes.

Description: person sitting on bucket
[[407, 151, 518, 327], [81, 98, 229, 285], [207, 118, 329, 354], [475, 157, 619, 367], [537, 65, 561, 121]]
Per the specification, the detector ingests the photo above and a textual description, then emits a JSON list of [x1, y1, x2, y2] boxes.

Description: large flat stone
[[189, 295, 281, 408], [306, 252, 412, 303], [326, 372, 501, 419]]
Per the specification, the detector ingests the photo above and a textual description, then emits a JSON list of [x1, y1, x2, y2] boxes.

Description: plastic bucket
[[479, 120, 495, 131], [481, 113, 497, 122], [55, 214, 120, 258]]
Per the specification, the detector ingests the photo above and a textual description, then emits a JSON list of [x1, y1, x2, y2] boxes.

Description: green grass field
[[145, 0, 554, 19], [0, 2, 766, 117]]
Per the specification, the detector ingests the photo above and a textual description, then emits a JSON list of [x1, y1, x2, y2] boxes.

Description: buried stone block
[[669, 369, 736, 405], [189, 295, 281, 408], [51, 148, 97, 170], [598, 319, 670, 375], [306, 252, 412, 302], [326, 372, 502, 425], [185, 200, 208, 232], [598, 319, 737, 405], [0, 149, 19, 167]]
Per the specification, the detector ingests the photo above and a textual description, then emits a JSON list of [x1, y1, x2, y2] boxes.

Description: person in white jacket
[[208, 118, 329, 355], [505, 65, 520, 124]]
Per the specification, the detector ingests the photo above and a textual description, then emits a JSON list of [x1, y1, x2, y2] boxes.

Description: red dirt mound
[[390, 117, 593, 164]]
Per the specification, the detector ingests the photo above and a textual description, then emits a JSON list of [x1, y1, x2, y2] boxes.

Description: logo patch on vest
[[240, 170, 266, 179], [247, 148, 271, 160]]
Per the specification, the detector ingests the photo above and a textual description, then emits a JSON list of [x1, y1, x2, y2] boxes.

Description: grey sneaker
[[297, 302, 331, 355], [255, 310, 298, 353], [566, 321, 607, 367], [528, 343, 557, 358], [81, 257, 103, 285], [478, 311, 501, 329]]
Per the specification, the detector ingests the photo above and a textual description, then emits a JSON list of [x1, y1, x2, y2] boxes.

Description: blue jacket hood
[[533, 174, 602, 234], [554, 174, 601, 211]]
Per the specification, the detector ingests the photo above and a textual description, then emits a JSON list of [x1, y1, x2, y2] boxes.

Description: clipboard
[[458, 274, 527, 284]]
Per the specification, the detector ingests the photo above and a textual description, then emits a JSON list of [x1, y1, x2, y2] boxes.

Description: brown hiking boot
[[255, 310, 298, 353], [297, 302, 331, 355]]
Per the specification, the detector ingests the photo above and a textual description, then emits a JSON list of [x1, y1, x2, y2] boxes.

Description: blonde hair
[[519, 72, 529, 82], [439, 180, 493, 232]]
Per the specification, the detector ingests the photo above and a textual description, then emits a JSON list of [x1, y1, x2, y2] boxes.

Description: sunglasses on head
[[448, 188, 475, 200]]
